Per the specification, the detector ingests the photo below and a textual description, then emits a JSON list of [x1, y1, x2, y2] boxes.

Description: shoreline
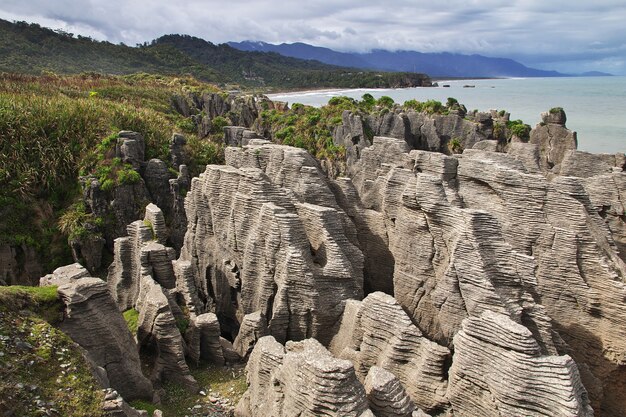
[[264, 77, 504, 96]]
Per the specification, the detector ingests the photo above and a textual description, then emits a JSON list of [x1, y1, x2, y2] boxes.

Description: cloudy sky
[[1, 0, 625, 74]]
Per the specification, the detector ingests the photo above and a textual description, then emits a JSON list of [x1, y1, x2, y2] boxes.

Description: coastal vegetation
[[0, 72, 224, 270]]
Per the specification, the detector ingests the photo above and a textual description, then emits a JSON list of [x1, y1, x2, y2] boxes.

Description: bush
[[449, 137, 463, 154], [210, 116, 229, 133], [58, 202, 100, 240], [446, 97, 459, 108], [376, 95, 395, 108], [116, 166, 141, 185]]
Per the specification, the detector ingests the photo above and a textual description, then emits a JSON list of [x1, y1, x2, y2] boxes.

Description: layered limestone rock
[[223, 126, 263, 147], [108, 205, 176, 310], [39, 262, 89, 286], [364, 366, 418, 417], [105, 202, 242, 393], [236, 336, 371, 417], [56, 278, 153, 401], [178, 143, 363, 346], [345, 137, 626, 414], [186, 312, 225, 366], [0, 243, 43, 286], [330, 292, 449, 413], [448, 311, 592, 416], [454, 149, 626, 414], [333, 107, 496, 166], [529, 108, 577, 171], [136, 275, 198, 392], [233, 311, 269, 358]]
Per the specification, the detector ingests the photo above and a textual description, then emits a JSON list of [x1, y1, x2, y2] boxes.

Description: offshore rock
[[57, 278, 153, 401], [237, 336, 371, 417], [448, 311, 592, 416], [179, 143, 363, 345]]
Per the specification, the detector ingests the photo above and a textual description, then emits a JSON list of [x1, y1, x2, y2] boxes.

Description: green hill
[[0, 20, 431, 90]]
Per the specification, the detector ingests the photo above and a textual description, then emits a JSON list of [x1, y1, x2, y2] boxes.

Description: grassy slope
[[0, 285, 247, 417], [0, 286, 107, 417], [0, 73, 224, 272]]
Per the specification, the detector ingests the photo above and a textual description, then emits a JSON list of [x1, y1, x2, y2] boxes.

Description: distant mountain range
[[0, 19, 430, 89], [229, 41, 613, 78]]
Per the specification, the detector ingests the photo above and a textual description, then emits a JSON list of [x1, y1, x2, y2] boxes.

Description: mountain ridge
[[0, 19, 431, 89], [228, 40, 606, 78]]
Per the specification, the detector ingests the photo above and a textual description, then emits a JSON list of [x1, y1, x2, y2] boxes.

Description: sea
[[268, 76, 626, 154]]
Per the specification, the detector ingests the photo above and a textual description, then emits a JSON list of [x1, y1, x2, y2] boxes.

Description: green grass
[[0, 285, 61, 323], [0, 73, 224, 272], [123, 308, 140, 336], [0, 286, 106, 417], [131, 364, 246, 416], [191, 365, 247, 403]]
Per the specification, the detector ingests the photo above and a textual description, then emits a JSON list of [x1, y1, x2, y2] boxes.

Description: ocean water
[[268, 77, 626, 154]]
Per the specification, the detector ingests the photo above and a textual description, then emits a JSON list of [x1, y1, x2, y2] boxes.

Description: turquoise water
[[268, 77, 626, 154]]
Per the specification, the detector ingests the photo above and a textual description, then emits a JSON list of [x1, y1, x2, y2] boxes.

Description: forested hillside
[[0, 20, 431, 89]]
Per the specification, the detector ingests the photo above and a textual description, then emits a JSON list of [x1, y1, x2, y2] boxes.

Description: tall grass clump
[[0, 73, 221, 271]]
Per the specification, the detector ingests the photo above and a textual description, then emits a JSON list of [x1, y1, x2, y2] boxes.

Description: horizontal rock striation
[[136, 274, 198, 392], [342, 134, 625, 414], [449, 311, 592, 416], [56, 277, 153, 401], [178, 143, 363, 346], [364, 366, 418, 417], [236, 335, 372, 417], [330, 292, 449, 413]]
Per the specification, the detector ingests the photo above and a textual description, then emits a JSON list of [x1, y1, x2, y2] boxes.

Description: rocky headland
[[2, 90, 625, 416]]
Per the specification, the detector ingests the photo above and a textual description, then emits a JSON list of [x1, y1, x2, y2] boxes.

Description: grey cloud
[[0, 0, 624, 74]]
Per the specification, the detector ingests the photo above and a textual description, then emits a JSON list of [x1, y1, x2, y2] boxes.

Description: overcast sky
[[1, 0, 625, 74]]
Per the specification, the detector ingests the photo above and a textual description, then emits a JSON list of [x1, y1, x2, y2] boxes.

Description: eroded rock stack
[[178, 143, 364, 346], [330, 293, 449, 413], [329, 132, 625, 415], [449, 311, 592, 416], [33, 106, 625, 416], [56, 278, 153, 401], [236, 336, 372, 417]]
